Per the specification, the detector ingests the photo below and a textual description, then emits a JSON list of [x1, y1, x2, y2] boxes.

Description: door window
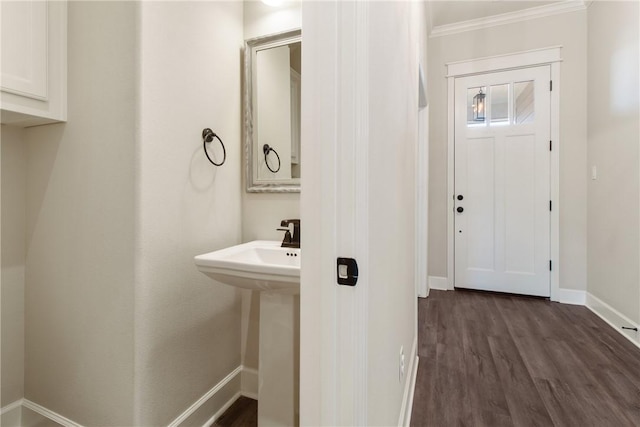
[[514, 80, 535, 124], [465, 80, 535, 127]]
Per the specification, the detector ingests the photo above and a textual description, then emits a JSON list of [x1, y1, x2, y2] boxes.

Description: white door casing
[[454, 66, 551, 297]]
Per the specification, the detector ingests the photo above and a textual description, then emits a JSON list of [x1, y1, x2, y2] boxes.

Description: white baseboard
[[2, 366, 254, 427], [241, 367, 259, 400], [586, 292, 640, 350], [168, 365, 244, 427], [428, 276, 450, 291], [397, 336, 419, 427], [0, 399, 23, 415], [22, 399, 83, 427], [201, 366, 258, 427], [0, 400, 22, 426], [556, 288, 586, 305], [200, 391, 243, 427], [1, 399, 84, 427]]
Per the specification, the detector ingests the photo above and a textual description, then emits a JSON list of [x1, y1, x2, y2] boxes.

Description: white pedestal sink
[[195, 241, 299, 426]]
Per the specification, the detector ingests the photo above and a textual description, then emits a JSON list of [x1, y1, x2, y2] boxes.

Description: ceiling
[[428, 1, 563, 28]]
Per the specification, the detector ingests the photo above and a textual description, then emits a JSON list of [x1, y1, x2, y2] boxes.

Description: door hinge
[[550, 200, 552, 211], [549, 260, 552, 271], [550, 80, 553, 91], [550, 140, 552, 151]]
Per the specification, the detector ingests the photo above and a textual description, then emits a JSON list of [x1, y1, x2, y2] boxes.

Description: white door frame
[[300, 1, 370, 425], [446, 46, 562, 302]]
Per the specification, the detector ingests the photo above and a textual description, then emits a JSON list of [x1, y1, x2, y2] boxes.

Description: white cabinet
[[1, 1, 67, 127]]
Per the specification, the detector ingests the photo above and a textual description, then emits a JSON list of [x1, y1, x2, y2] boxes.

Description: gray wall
[[586, 1, 640, 323], [427, 9, 588, 291], [17, 2, 246, 425], [23, 2, 137, 424], [134, 1, 244, 424], [1, 125, 26, 407]]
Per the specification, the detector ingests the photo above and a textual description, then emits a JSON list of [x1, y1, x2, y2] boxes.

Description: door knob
[[457, 207, 464, 213], [457, 195, 464, 200]]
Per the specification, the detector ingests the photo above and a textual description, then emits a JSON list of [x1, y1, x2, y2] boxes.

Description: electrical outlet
[[399, 346, 405, 382]]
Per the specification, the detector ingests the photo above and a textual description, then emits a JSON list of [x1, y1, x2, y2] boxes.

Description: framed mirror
[[245, 29, 301, 193]]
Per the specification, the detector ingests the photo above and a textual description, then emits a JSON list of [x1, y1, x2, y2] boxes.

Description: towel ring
[[263, 144, 281, 173], [202, 128, 226, 166]]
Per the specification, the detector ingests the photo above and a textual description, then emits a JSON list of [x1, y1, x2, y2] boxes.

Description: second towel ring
[[202, 128, 226, 166], [263, 144, 281, 173]]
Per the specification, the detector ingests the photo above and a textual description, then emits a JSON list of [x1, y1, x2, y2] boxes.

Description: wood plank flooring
[[211, 396, 257, 427], [211, 290, 638, 426], [411, 289, 640, 427]]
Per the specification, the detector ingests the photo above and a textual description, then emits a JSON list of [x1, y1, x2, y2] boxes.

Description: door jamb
[[445, 46, 562, 302]]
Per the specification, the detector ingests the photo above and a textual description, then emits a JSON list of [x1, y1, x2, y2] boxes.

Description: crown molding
[[429, 1, 586, 38]]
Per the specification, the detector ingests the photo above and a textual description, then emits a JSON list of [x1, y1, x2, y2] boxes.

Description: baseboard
[[201, 366, 258, 427], [397, 336, 419, 427], [0, 399, 23, 415], [241, 367, 259, 400], [200, 391, 243, 427], [0, 399, 84, 427], [168, 365, 244, 427], [0, 401, 21, 427], [1, 400, 23, 427], [585, 293, 640, 350], [556, 288, 586, 305], [428, 276, 449, 291], [2, 367, 252, 427], [22, 399, 83, 427]]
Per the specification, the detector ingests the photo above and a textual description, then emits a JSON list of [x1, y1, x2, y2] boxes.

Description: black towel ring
[[263, 144, 281, 173], [202, 128, 226, 166]]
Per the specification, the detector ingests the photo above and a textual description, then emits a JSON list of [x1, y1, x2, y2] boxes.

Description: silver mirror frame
[[245, 29, 302, 193]]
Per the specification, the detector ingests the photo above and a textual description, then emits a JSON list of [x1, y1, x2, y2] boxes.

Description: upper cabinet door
[[1, 0, 67, 127], [1, 1, 48, 100]]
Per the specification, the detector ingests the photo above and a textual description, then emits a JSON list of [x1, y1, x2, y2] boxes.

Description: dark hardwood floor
[[212, 396, 257, 427], [411, 289, 640, 427], [211, 290, 639, 426]]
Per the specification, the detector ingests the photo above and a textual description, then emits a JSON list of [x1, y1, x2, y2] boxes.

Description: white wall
[[587, 1, 640, 323], [16, 3, 245, 425], [243, 0, 301, 41], [367, 2, 420, 422], [23, 2, 137, 424], [428, 9, 588, 291], [135, 2, 244, 425], [1, 125, 26, 407]]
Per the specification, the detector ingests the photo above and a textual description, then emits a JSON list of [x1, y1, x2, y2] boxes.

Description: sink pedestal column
[[258, 292, 300, 426]]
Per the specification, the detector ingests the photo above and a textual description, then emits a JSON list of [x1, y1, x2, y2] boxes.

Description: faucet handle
[[280, 219, 300, 227]]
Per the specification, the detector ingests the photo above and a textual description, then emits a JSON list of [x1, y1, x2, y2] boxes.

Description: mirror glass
[[245, 29, 301, 192]]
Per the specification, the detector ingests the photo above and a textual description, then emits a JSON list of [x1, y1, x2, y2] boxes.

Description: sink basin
[[194, 240, 300, 293]]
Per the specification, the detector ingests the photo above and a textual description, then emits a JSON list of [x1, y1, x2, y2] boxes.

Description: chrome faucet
[[278, 219, 300, 248]]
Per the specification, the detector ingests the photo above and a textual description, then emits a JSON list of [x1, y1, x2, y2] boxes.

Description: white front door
[[454, 66, 551, 297]]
